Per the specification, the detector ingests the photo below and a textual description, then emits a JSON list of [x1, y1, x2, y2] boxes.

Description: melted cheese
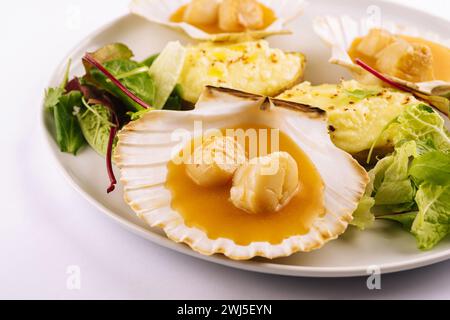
[[179, 40, 305, 103], [277, 80, 421, 154]]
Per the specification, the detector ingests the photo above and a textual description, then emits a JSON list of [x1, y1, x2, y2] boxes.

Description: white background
[[0, 0, 449, 299]]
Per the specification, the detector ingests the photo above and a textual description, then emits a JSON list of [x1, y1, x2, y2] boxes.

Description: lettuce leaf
[[373, 141, 416, 208], [392, 104, 450, 153], [53, 91, 86, 155], [351, 153, 393, 229], [354, 141, 417, 226], [409, 151, 450, 185], [412, 184, 450, 250], [351, 196, 375, 230], [379, 212, 417, 231], [77, 103, 114, 156]]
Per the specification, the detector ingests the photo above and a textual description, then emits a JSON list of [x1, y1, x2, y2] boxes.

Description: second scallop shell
[[130, 0, 307, 42], [313, 15, 450, 113]]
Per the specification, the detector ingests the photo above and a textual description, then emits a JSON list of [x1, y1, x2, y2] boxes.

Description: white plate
[[41, 0, 450, 277]]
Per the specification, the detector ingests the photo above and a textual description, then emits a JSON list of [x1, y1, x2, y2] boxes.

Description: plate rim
[[40, 0, 450, 278]]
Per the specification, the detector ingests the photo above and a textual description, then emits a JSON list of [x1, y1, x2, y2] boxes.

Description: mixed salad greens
[[353, 104, 450, 250], [44, 42, 187, 192]]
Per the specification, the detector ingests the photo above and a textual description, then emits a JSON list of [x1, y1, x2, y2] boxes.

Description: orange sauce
[[165, 124, 325, 246], [170, 3, 277, 34], [400, 35, 450, 82], [348, 33, 450, 82], [348, 37, 378, 69]]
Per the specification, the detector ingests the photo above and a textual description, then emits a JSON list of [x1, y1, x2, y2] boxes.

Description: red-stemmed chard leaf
[[79, 55, 153, 193], [67, 77, 121, 193], [83, 53, 151, 110], [106, 113, 119, 193], [356, 59, 449, 117], [355, 59, 412, 92]]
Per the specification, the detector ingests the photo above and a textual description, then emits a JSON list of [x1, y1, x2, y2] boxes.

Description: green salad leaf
[[164, 84, 184, 111], [44, 87, 65, 111], [90, 43, 133, 62], [409, 151, 450, 185], [352, 141, 417, 229], [392, 104, 450, 153], [380, 212, 417, 231], [351, 153, 392, 229], [45, 60, 86, 155], [373, 141, 416, 208], [345, 89, 379, 100], [44, 60, 71, 111], [83, 43, 133, 74], [77, 101, 115, 156], [127, 84, 185, 121], [141, 53, 159, 67], [351, 196, 375, 230], [53, 91, 86, 155]]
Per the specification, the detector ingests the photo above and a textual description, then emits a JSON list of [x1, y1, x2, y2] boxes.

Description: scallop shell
[[313, 15, 450, 113], [114, 86, 368, 260], [130, 0, 307, 42]]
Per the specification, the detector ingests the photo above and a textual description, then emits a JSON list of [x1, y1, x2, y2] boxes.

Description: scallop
[[129, 0, 307, 42], [218, 0, 264, 32], [114, 86, 369, 260], [183, 0, 219, 26], [313, 15, 450, 115]]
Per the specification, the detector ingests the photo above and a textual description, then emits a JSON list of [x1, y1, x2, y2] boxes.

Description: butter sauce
[[166, 124, 325, 246]]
